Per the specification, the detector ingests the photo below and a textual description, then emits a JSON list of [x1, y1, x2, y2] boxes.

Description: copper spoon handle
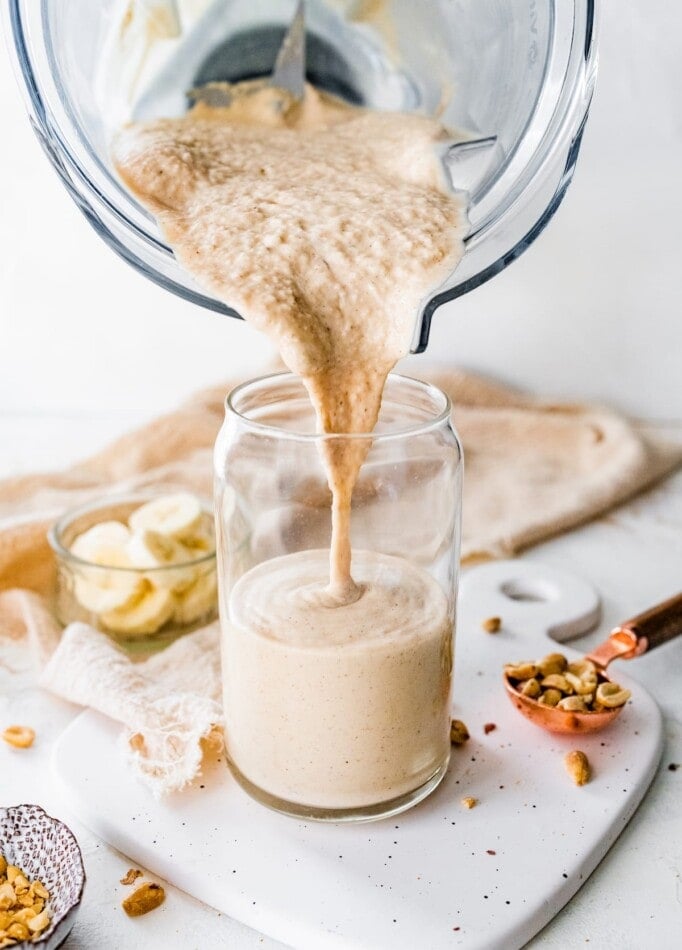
[[587, 591, 682, 670]]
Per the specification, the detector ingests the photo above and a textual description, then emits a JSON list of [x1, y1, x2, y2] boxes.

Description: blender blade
[[270, 0, 306, 101]]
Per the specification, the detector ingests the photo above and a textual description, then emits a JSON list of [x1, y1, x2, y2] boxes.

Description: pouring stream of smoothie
[[114, 81, 467, 603]]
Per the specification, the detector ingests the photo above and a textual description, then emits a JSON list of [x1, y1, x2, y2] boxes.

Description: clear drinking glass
[[214, 373, 462, 821]]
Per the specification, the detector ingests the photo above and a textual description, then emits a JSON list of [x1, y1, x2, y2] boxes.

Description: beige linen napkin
[[1, 368, 680, 794]]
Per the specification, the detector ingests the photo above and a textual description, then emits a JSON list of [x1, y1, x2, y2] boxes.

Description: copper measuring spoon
[[504, 591, 682, 734]]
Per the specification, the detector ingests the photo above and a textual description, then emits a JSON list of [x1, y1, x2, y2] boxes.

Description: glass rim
[[48, 491, 216, 573], [225, 372, 453, 443]]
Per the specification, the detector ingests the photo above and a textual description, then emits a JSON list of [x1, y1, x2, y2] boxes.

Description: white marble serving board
[[52, 560, 663, 950]]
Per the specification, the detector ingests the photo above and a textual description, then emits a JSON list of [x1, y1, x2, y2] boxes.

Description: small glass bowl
[[48, 493, 217, 654]]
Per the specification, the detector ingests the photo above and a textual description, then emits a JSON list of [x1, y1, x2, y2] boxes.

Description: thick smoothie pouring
[[115, 81, 465, 813], [114, 82, 466, 599]]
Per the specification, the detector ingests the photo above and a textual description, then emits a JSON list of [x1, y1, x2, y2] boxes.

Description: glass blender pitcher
[[3, 0, 598, 350]]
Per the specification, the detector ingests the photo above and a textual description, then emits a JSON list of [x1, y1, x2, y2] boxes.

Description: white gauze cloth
[[40, 622, 223, 796]]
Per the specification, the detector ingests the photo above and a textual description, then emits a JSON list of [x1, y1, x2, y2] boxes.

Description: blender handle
[[612, 592, 682, 655]]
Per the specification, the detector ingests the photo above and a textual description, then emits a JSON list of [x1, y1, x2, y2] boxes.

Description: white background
[[1, 0, 681, 430]]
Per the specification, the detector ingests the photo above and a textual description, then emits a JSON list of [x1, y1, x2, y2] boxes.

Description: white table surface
[[1, 412, 681, 950]]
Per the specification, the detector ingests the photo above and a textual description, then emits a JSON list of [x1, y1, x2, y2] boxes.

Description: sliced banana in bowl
[[49, 491, 218, 647]]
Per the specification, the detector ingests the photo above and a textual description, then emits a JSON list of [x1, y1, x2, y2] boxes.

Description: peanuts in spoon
[[505, 652, 631, 712]]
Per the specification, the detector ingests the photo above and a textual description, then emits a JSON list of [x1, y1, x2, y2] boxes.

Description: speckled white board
[[52, 560, 663, 950]]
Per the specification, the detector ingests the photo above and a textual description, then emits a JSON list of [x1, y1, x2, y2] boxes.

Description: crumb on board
[[461, 797, 478, 810], [120, 869, 143, 886], [481, 616, 502, 633]]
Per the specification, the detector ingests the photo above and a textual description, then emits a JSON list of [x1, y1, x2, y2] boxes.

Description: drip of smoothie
[[114, 81, 466, 601]]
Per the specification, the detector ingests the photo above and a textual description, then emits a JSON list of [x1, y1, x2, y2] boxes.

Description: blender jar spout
[[3, 0, 599, 345]]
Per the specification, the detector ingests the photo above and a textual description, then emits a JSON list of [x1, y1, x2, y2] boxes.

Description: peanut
[[537, 653, 567, 676], [519, 677, 541, 698], [595, 682, 631, 708], [482, 616, 502, 633], [557, 695, 587, 712], [541, 674, 573, 694], [567, 659, 596, 678], [450, 719, 470, 745], [504, 661, 538, 681], [564, 750, 591, 786], [461, 797, 478, 810], [122, 882, 165, 917], [1, 726, 35, 750], [565, 671, 597, 695]]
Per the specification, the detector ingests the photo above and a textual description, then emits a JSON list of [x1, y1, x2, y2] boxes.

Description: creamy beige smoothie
[[114, 81, 466, 600], [114, 80, 465, 811], [226, 549, 452, 809]]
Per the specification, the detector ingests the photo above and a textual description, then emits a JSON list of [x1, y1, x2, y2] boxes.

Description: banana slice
[[101, 584, 174, 637], [173, 569, 218, 626], [70, 521, 144, 611], [129, 492, 203, 541], [127, 529, 197, 592], [73, 574, 144, 614], [70, 520, 132, 562], [181, 512, 216, 555]]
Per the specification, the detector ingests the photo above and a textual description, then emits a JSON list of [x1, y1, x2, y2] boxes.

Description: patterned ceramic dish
[[0, 805, 85, 948]]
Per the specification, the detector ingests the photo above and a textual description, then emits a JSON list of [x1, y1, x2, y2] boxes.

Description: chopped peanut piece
[[28, 910, 51, 933], [7, 921, 30, 941], [0, 855, 52, 940], [1, 726, 35, 750], [461, 796, 478, 809], [482, 616, 502, 634], [31, 881, 49, 901], [120, 868, 143, 886]]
